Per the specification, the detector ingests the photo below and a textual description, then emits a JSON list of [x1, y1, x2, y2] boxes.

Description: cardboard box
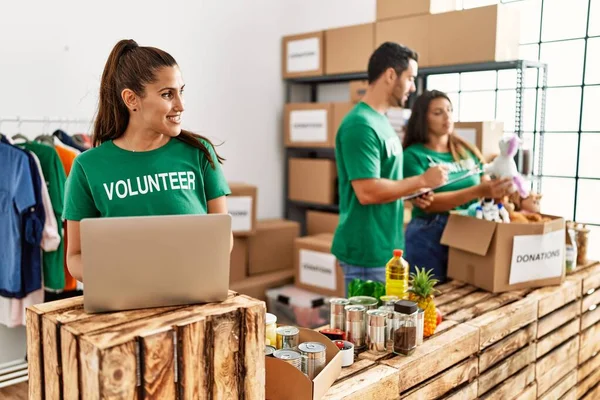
[[284, 102, 354, 148], [227, 182, 258, 236], [266, 327, 342, 400], [375, 15, 431, 66], [349, 80, 369, 103], [230, 269, 294, 301], [282, 31, 324, 79], [377, 0, 460, 20], [325, 23, 374, 75], [429, 5, 520, 66], [441, 214, 566, 293], [230, 237, 248, 283], [248, 219, 300, 276], [454, 121, 504, 162], [288, 158, 337, 205], [294, 233, 344, 297], [306, 211, 339, 236]]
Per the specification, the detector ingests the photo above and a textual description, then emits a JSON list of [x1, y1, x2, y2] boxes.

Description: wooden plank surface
[[582, 288, 600, 312], [537, 300, 581, 339], [25, 309, 43, 400], [382, 324, 479, 392], [479, 364, 535, 400], [536, 318, 580, 359], [140, 328, 176, 399], [447, 290, 528, 324], [581, 382, 600, 400], [440, 381, 478, 400], [477, 344, 535, 396], [577, 365, 600, 399], [478, 323, 536, 373], [176, 317, 208, 400], [358, 350, 394, 362], [436, 286, 479, 307], [439, 291, 495, 315], [560, 387, 578, 400], [211, 309, 241, 400], [579, 322, 600, 364], [336, 359, 375, 382], [61, 328, 79, 400], [527, 279, 581, 318], [581, 305, 600, 330], [536, 336, 579, 394], [433, 320, 459, 337], [436, 280, 468, 294], [514, 383, 537, 400], [241, 300, 266, 400], [30, 295, 83, 314], [578, 351, 600, 383], [402, 357, 478, 400], [539, 370, 577, 400], [323, 364, 399, 400], [466, 298, 538, 350], [42, 317, 61, 400], [582, 263, 600, 293]]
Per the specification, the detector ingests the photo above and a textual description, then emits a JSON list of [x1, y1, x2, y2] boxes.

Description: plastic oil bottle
[[385, 249, 409, 299]]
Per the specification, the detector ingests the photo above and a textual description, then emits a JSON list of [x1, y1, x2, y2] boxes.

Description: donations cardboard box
[[375, 14, 432, 66], [230, 269, 294, 302], [325, 23, 374, 75], [377, 0, 460, 20], [441, 214, 566, 293], [288, 158, 337, 205], [230, 237, 248, 283], [306, 210, 339, 236], [266, 327, 342, 400], [248, 219, 300, 276], [282, 31, 324, 79], [227, 182, 258, 236], [294, 233, 344, 297], [284, 102, 354, 148]]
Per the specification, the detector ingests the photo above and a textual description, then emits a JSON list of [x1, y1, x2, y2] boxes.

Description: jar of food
[[265, 313, 277, 347], [330, 298, 350, 331], [393, 300, 418, 356]]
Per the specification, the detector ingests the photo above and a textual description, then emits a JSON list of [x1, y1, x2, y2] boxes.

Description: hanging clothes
[[72, 133, 92, 149], [54, 129, 88, 153], [16, 141, 66, 291]]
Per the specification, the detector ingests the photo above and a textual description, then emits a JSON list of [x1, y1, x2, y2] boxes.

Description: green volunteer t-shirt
[[403, 143, 482, 219], [331, 102, 405, 268], [63, 138, 230, 220]]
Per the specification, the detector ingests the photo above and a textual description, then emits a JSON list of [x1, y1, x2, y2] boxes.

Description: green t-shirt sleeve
[[63, 158, 100, 220], [339, 124, 381, 180], [200, 140, 231, 201], [403, 147, 427, 178]]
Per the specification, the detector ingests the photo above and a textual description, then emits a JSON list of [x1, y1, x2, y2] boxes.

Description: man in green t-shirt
[[331, 42, 448, 295]]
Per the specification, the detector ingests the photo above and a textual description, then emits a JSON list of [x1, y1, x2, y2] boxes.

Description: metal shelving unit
[[284, 60, 548, 233]]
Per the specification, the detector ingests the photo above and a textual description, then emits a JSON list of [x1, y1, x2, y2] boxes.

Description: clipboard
[[402, 168, 482, 201]]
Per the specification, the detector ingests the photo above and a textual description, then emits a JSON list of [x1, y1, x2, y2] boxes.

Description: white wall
[[0, 0, 376, 363]]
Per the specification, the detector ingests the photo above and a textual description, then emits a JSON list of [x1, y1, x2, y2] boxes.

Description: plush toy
[[484, 134, 530, 198], [506, 191, 550, 223], [473, 198, 510, 223]]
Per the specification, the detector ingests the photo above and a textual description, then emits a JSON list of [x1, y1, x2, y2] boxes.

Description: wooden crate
[[26, 292, 265, 400], [536, 336, 580, 395]]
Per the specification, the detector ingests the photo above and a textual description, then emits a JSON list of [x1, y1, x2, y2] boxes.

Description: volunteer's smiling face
[[138, 66, 185, 137], [427, 97, 454, 137], [390, 59, 418, 108]]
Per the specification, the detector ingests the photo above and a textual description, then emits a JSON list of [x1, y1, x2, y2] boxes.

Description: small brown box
[[294, 234, 344, 297], [377, 0, 459, 20], [288, 158, 337, 205], [429, 5, 520, 67], [248, 219, 300, 276], [227, 182, 257, 236], [454, 121, 504, 162], [349, 80, 369, 103], [230, 269, 294, 302], [306, 210, 339, 236], [376, 15, 432, 66], [282, 31, 324, 79], [325, 23, 374, 75], [230, 237, 248, 283], [284, 102, 354, 148]]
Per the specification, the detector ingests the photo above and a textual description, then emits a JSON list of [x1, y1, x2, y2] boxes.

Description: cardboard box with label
[[230, 269, 294, 301], [441, 214, 566, 293], [349, 80, 368, 103], [454, 121, 504, 162], [429, 5, 520, 66], [294, 233, 344, 297], [248, 219, 300, 276], [282, 31, 324, 79], [288, 158, 337, 205], [284, 102, 354, 148], [377, 0, 460, 20], [325, 23, 374, 75], [266, 327, 342, 399], [227, 182, 257, 236], [306, 210, 339, 236], [230, 237, 248, 283], [376, 14, 432, 66]]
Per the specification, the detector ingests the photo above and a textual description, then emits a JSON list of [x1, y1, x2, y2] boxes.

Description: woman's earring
[[133, 109, 137, 111]]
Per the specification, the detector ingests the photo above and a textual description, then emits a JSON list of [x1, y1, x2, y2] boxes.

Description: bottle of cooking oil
[[385, 249, 409, 299]]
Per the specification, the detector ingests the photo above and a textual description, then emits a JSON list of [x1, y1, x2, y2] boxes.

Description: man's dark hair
[[367, 42, 418, 84]]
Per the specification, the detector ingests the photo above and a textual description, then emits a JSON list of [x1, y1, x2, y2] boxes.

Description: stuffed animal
[[506, 191, 550, 223], [474, 198, 510, 223], [484, 134, 530, 198]]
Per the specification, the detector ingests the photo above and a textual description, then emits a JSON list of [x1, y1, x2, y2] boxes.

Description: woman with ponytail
[[62, 39, 232, 282], [402, 90, 513, 282]]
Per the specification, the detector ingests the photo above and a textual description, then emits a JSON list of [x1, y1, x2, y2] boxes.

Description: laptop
[[80, 213, 231, 313]]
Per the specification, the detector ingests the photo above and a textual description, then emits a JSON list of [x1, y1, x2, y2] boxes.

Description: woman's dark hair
[[367, 42, 418, 84], [404, 90, 484, 163], [93, 39, 224, 168]]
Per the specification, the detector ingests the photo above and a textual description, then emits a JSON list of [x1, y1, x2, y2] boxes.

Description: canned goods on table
[[298, 342, 327, 379], [367, 310, 388, 353], [329, 298, 350, 331], [276, 326, 300, 350], [345, 305, 366, 350], [273, 349, 302, 370], [265, 345, 276, 357]]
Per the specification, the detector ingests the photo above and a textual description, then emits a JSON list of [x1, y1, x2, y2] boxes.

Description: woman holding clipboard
[[402, 90, 513, 282]]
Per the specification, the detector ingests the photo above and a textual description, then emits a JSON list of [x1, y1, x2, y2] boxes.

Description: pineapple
[[408, 267, 440, 338]]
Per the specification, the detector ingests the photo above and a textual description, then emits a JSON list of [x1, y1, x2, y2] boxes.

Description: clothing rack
[[0, 116, 93, 132]]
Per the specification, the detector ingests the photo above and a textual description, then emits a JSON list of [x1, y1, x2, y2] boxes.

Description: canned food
[[265, 345, 276, 357], [345, 305, 366, 350], [330, 298, 350, 331], [367, 310, 388, 353], [298, 342, 327, 379], [273, 349, 302, 371], [276, 326, 300, 350]]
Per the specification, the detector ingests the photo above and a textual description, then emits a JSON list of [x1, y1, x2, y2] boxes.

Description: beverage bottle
[[386, 249, 409, 299]]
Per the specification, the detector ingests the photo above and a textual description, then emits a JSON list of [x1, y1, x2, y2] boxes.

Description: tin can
[[276, 326, 300, 350], [380, 295, 399, 307], [330, 298, 350, 331], [265, 345, 276, 357], [349, 296, 378, 311], [273, 349, 302, 371], [367, 310, 388, 353], [298, 342, 327, 379], [345, 305, 366, 350], [416, 308, 424, 346]]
